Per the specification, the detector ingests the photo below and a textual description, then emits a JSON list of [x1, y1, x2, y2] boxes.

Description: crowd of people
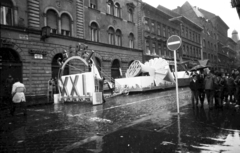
[[190, 68, 240, 110]]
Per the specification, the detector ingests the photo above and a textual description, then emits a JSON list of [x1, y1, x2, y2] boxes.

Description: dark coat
[[190, 79, 199, 91], [197, 74, 205, 90]]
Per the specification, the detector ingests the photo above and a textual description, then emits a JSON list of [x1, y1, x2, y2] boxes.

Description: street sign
[[167, 35, 182, 51], [166, 35, 182, 114]]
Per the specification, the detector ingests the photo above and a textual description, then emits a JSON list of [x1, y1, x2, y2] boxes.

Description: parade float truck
[[57, 50, 190, 105], [114, 58, 190, 93]]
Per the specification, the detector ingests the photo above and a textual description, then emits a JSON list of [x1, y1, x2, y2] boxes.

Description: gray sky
[[142, 0, 240, 38]]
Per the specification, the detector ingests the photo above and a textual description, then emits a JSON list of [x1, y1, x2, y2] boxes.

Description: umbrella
[[189, 65, 207, 71]]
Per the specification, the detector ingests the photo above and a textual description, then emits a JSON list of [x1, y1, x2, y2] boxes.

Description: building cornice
[[1, 25, 143, 53]]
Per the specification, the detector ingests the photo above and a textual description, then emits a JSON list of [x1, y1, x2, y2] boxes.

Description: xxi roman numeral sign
[[59, 75, 80, 97]]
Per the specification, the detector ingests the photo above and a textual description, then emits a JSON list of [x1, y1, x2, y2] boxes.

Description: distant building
[[231, 30, 240, 68], [140, 2, 180, 62], [173, 1, 229, 71], [157, 4, 202, 63], [223, 38, 238, 70], [232, 30, 239, 42]]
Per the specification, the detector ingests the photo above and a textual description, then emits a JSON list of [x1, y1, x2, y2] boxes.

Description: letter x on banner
[[59, 75, 80, 97]]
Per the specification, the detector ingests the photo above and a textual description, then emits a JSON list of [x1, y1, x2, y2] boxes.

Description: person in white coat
[[11, 79, 27, 116]]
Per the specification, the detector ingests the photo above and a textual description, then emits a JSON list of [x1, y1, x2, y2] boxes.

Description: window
[[151, 21, 155, 33], [189, 31, 192, 40], [61, 14, 71, 36], [145, 18, 150, 31], [203, 53, 207, 59], [203, 39, 206, 48], [128, 8, 134, 22], [90, 22, 99, 42], [181, 26, 184, 36], [186, 46, 189, 56], [193, 48, 195, 57], [168, 27, 170, 37], [170, 52, 174, 59], [182, 45, 185, 54], [0, 0, 13, 25], [114, 3, 121, 17], [107, 0, 114, 15], [166, 48, 169, 57], [163, 25, 166, 37], [129, 33, 134, 48], [164, 47, 167, 57], [90, 0, 97, 9], [115, 29, 122, 46], [161, 45, 164, 56], [152, 43, 156, 55], [157, 24, 161, 35], [146, 40, 150, 55], [158, 44, 162, 56], [108, 27, 115, 45], [172, 29, 175, 35], [47, 10, 58, 34], [185, 27, 188, 38]]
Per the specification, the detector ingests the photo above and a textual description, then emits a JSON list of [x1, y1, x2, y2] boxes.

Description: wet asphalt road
[[0, 88, 240, 153]]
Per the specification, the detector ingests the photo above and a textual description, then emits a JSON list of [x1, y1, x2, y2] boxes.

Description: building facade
[[223, 38, 238, 70], [157, 5, 202, 63], [232, 30, 240, 68], [173, 2, 223, 70], [0, 0, 142, 104], [139, 3, 180, 63]]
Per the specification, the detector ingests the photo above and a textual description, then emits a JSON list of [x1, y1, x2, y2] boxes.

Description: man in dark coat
[[204, 68, 216, 110], [198, 69, 205, 107], [190, 74, 199, 108]]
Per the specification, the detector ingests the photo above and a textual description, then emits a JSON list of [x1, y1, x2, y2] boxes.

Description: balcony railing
[[231, 0, 240, 7]]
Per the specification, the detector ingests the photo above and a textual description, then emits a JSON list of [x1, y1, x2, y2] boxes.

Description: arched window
[[0, 0, 14, 25], [90, 22, 99, 42], [128, 8, 133, 22], [115, 29, 122, 46], [61, 13, 71, 36], [47, 10, 58, 34], [107, 0, 114, 15], [114, 3, 121, 17], [108, 27, 115, 45], [129, 33, 134, 48]]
